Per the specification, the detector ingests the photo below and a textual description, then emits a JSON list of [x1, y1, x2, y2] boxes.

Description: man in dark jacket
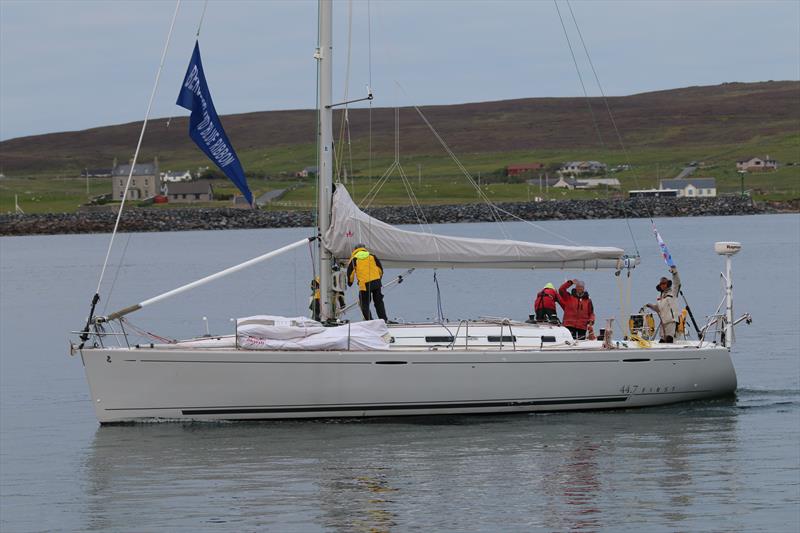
[[558, 279, 595, 340], [347, 244, 388, 321]]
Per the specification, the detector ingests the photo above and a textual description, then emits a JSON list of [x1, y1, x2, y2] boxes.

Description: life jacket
[[558, 283, 595, 330], [311, 277, 320, 301], [348, 247, 383, 291], [677, 308, 688, 335], [534, 287, 558, 312]]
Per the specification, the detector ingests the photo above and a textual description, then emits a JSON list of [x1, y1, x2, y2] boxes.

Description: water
[[2, 214, 798, 532]]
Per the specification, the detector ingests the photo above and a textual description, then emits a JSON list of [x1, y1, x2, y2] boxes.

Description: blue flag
[[177, 41, 253, 206]]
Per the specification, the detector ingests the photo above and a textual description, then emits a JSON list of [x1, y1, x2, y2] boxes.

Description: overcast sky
[[1, 0, 798, 141]]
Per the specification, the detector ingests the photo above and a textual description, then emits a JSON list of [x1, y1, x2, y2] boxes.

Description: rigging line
[[94, 0, 181, 296], [195, 0, 209, 37], [362, 162, 395, 206], [564, 2, 649, 217], [397, 83, 510, 238], [120, 317, 175, 344], [389, 109, 431, 227], [553, 0, 606, 149], [563, 0, 642, 255], [361, 161, 396, 207], [397, 164, 432, 233], [334, 0, 354, 183], [433, 271, 446, 322], [366, 0, 374, 199], [489, 204, 581, 245], [101, 232, 134, 315]]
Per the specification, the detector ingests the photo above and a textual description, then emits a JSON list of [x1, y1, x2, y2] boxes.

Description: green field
[[3, 131, 797, 214]]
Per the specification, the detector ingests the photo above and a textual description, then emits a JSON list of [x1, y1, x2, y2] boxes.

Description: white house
[[559, 161, 607, 176], [161, 170, 193, 183], [659, 178, 717, 198], [551, 176, 578, 189], [736, 156, 778, 172], [575, 177, 621, 189], [296, 166, 318, 178]]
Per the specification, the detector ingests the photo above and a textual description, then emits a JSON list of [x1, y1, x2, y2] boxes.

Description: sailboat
[[72, 1, 750, 423]]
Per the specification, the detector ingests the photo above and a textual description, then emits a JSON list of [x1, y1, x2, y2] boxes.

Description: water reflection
[[82, 402, 740, 531]]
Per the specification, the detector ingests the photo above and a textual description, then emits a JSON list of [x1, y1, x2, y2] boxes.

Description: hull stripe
[[179, 396, 628, 415]]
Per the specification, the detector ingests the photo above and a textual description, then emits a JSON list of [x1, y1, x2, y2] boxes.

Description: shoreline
[[1, 197, 795, 237]]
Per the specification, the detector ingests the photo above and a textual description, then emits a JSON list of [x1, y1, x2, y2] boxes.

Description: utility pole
[[418, 163, 421, 186], [738, 170, 746, 197]]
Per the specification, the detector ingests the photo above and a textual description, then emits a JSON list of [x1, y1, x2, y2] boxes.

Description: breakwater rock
[[0, 196, 782, 237]]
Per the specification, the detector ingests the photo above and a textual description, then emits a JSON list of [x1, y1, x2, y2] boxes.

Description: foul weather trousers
[[359, 280, 387, 321]]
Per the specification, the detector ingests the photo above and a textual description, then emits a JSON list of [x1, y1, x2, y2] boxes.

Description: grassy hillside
[[1, 81, 798, 213]]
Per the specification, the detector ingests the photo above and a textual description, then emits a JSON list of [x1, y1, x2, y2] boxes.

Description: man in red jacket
[[533, 282, 560, 323], [558, 279, 595, 340]]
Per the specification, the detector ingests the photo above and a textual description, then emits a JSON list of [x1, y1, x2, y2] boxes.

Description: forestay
[[323, 187, 627, 269]]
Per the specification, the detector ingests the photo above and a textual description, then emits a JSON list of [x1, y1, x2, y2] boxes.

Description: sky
[[0, 0, 798, 141]]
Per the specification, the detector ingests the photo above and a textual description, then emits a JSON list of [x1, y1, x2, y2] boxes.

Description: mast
[[715, 241, 741, 347], [317, 0, 335, 321]]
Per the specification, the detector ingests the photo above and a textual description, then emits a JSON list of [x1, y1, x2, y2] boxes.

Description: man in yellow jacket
[[347, 244, 388, 321]]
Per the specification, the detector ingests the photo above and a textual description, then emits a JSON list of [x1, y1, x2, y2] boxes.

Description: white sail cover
[[237, 315, 390, 351], [323, 187, 626, 269]]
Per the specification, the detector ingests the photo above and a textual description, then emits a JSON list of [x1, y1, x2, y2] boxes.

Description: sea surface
[[1, 214, 798, 532]]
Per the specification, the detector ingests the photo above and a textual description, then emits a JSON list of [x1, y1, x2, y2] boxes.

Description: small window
[[425, 336, 454, 343], [488, 335, 516, 343], [195, 193, 201, 199], [145, 179, 148, 186]]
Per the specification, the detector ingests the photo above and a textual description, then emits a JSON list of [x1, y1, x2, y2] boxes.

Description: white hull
[[79, 325, 737, 423]]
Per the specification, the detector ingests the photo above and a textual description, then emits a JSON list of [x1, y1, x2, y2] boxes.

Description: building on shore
[[629, 189, 679, 198], [558, 161, 607, 176], [166, 180, 214, 203], [111, 159, 160, 200], [506, 163, 545, 177], [659, 177, 717, 198], [295, 166, 318, 178], [161, 170, 193, 183], [736, 156, 778, 172], [575, 177, 621, 189]]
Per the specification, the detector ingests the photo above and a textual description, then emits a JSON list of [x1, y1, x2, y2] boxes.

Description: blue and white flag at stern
[[652, 222, 676, 269], [176, 41, 253, 206]]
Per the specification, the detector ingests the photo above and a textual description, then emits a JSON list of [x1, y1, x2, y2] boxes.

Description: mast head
[[714, 242, 742, 256]]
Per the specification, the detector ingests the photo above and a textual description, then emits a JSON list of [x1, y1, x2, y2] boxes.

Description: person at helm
[[347, 244, 388, 321], [558, 279, 595, 340], [534, 282, 560, 323], [646, 265, 682, 343]]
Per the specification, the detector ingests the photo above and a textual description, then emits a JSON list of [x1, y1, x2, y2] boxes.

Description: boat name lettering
[[619, 384, 677, 394], [182, 66, 236, 168]]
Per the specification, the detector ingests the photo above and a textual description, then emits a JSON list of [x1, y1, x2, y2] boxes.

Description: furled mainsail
[[323, 187, 627, 269]]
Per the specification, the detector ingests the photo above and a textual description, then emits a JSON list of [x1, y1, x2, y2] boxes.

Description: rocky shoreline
[[0, 196, 794, 237]]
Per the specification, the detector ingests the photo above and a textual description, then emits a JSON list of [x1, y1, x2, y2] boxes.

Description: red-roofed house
[[506, 163, 545, 177]]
